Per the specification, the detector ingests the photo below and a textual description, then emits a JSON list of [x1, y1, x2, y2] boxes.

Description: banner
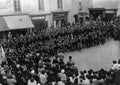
[[0, 45, 6, 63]]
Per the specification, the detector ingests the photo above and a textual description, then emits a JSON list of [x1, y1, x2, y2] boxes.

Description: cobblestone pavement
[[63, 40, 120, 71]]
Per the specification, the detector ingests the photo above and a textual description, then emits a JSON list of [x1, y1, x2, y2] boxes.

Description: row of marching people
[[1, 19, 116, 59]]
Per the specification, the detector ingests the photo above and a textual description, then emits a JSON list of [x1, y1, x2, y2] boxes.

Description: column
[[54, 20, 56, 28]]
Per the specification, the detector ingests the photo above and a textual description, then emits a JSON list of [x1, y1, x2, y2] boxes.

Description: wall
[[81, 0, 91, 13], [0, 0, 14, 15], [0, 0, 91, 27], [21, 0, 51, 14], [64, 0, 73, 24], [21, 0, 38, 13], [68, 0, 91, 24], [0, 0, 51, 15], [50, 0, 58, 12], [68, 0, 79, 23], [50, 0, 72, 12], [45, 14, 52, 28], [92, 0, 119, 9], [117, 0, 120, 15]]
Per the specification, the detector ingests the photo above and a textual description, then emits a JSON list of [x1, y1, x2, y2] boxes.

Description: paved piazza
[[63, 40, 120, 71]]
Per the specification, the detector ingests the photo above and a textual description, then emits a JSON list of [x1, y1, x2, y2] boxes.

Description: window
[[58, 0, 63, 9], [14, 0, 21, 12], [38, 0, 44, 11]]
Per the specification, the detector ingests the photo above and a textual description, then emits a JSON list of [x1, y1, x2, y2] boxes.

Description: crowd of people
[[1, 17, 120, 57], [0, 16, 120, 85], [0, 53, 120, 85], [0, 52, 120, 85]]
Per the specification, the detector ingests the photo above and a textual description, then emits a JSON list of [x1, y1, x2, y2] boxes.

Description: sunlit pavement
[[63, 40, 120, 71]]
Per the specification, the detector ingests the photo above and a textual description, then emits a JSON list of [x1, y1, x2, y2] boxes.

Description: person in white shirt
[[112, 60, 120, 70], [57, 81, 65, 85], [57, 69, 66, 83], [82, 75, 90, 85], [7, 74, 17, 85], [27, 77, 37, 85], [38, 70, 47, 85], [56, 77, 65, 85]]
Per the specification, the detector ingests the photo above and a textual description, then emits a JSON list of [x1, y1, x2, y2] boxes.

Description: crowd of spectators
[[0, 16, 120, 85], [0, 53, 120, 85]]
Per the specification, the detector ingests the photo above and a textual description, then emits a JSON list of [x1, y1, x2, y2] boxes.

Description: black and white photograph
[[0, 0, 120, 85]]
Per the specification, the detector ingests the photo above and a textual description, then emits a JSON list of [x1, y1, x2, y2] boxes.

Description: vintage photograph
[[0, 0, 120, 85]]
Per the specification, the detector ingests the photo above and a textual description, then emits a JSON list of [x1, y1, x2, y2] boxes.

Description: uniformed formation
[[1, 16, 120, 58]]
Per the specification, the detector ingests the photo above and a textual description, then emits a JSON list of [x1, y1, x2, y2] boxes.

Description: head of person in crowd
[[118, 59, 120, 64], [7, 74, 12, 79], [30, 77, 35, 82], [31, 69, 35, 75], [16, 64, 20, 69], [2, 76, 7, 80], [61, 69, 65, 74], [69, 56, 72, 60], [113, 60, 117, 64], [53, 56, 59, 64], [41, 69, 46, 75]]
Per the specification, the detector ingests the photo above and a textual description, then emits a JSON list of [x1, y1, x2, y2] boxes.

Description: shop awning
[[0, 14, 34, 31]]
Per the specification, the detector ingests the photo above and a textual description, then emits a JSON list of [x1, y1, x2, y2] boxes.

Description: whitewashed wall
[[21, 0, 51, 14], [0, 0, 14, 14], [92, 0, 119, 9], [117, 0, 120, 16], [0, 0, 91, 26]]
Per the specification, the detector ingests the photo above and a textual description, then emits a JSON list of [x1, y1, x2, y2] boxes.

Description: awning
[[0, 14, 34, 31]]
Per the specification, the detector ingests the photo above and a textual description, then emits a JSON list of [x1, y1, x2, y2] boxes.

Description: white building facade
[[0, 0, 91, 28], [1, 0, 120, 28]]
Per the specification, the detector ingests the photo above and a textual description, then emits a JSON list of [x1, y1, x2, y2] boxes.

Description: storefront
[[77, 12, 89, 24], [0, 14, 34, 38], [89, 8, 117, 21], [105, 9, 117, 21], [52, 11, 68, 28], [89, 8, 105, 20], [31, 15, 48, 31]]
